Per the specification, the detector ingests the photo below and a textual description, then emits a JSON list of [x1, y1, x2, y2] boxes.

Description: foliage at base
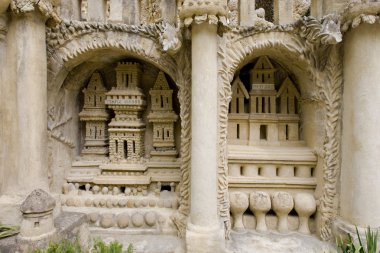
[[31, 240, 82, 253], [30, 238, 134, 253], [337, 227, 378, 253]]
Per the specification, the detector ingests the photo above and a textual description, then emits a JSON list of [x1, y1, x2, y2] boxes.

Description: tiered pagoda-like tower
[[79, 72, 109, 156], [148, 71, 178, 159], [105, 62, 146, 162]]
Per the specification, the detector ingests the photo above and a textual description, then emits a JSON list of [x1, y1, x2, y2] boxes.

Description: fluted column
[[180, 1, 227, 252], [340, 23, 380, 228]]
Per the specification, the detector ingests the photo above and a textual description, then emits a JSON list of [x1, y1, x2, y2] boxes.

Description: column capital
[[179, 0, 228, 27], [10, 0, 61, 27]]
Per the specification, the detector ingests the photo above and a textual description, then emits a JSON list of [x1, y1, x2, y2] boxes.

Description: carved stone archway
[[217, 29, 343, 241], [45, 23, 192, 238]]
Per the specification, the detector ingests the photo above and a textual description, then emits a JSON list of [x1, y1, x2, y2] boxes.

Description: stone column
[[180, 0, 227, 252], [0, 7, 50, 225], [340, 23, 380, 228], [189, 20, 219, 230]]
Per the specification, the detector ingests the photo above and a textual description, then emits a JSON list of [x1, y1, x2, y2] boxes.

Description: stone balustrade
[[229, 191, 316, 234]]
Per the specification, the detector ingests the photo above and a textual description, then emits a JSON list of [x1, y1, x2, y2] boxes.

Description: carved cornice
[[46, 20, 182, 55], [179, 0, 228, 27], [340, 2, 380, 32], [231, 15, 342, 45], [10, 0, 61, 26]]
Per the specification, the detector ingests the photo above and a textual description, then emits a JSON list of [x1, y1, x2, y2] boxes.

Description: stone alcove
[[226, 54, 325, 235], [46, 54, 183, 234], [46, 52, 181, 192]]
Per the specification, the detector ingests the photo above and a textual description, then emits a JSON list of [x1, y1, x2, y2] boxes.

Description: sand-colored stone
[[0, 1, 379, 252]]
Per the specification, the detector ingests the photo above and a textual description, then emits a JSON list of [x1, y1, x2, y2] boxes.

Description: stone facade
[[1, 0, 380, 252]]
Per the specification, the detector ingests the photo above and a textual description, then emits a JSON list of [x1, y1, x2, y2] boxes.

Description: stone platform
[[226, 231, 336, 253]]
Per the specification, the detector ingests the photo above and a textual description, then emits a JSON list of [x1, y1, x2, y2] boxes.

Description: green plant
[[30, 240, 82, 253], [0, 224, 20, 239], [337, 227, 379, 253], [92, 239, 133, 253]]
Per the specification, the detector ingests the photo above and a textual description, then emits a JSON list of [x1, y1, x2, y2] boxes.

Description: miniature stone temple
[[106, 62, 146, 162], [148, 71, 178, 159], [79, 72, 109, 156], [2, 0, 380, 252]]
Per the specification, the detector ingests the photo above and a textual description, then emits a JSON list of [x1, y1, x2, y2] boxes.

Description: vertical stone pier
[[187, 22, 222, 252], [340, 23, 380, 228], [0, 4, 58, 224], [179, 0, 227, 252]]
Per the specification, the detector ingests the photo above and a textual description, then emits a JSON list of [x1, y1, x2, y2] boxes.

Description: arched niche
[[227, 52, 325, 151], [225, 54, 325, 234], [47, 56, 181, 193]]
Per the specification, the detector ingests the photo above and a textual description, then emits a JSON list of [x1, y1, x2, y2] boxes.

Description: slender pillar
[[190, 22, 219, 227], [340, 23, 380, 227], [186, 21, 224, 253]]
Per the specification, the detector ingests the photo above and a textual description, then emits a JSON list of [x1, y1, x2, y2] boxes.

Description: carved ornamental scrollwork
[[46, 20, 182, 56], [171, 45, 192, 238]]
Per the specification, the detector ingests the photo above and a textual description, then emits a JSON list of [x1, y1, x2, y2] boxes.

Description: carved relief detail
[[171, 46, 192, 238], [315, 45, 343, 241]]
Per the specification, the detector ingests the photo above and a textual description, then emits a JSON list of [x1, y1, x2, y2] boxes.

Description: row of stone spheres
[[1, 0, 380, 252]]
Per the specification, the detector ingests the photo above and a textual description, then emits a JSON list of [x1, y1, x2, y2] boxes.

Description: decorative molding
[[315, 45, 343, 241], [217, 35, 232, 239], [159, 23, 182, 55], [231, 15, 342, 45], [340, 2, 380, 32], [171, 44, 192, 238], [179, 0, 227, 26], [46, 20, 182, 56]]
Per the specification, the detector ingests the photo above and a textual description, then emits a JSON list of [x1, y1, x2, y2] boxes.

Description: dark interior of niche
[[255, 0, 274, 23]]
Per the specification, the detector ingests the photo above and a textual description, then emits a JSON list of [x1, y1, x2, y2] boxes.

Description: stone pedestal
[[186, 22, 224, 252], [340, 23, 380, 228]]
